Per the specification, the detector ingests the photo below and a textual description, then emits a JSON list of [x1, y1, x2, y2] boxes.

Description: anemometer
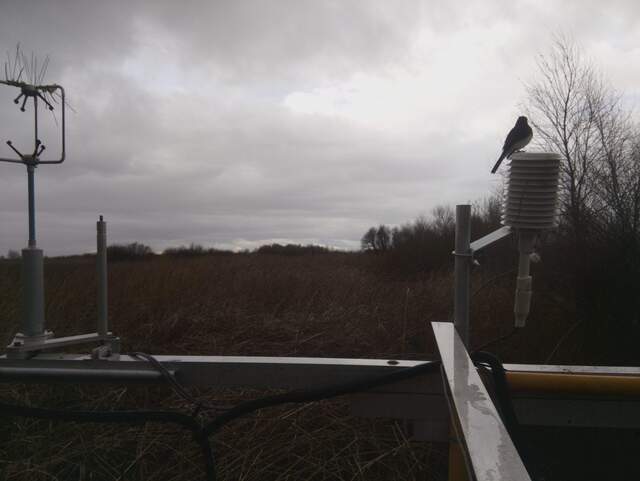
[[1, 50, 118, 358]]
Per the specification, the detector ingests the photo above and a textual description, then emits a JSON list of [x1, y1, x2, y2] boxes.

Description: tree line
[[360, 198, 502, 273]]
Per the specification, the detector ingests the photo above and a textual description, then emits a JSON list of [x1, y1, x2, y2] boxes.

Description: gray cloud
[[1, 0, 639, 255]]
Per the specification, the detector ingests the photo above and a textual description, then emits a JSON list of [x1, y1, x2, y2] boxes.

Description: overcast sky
[[1, 0, 639, 255]]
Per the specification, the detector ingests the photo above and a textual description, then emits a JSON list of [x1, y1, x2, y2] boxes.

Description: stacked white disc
[[502, 152, 561, 230]]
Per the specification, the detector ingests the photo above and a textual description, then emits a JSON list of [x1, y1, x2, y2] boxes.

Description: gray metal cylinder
[[454, 205, 471, 346], [21, 247, 45, 337]]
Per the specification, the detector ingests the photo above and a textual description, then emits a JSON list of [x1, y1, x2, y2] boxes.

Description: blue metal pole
[[29, 94, 38, 248], [27, 165, 36, 247]]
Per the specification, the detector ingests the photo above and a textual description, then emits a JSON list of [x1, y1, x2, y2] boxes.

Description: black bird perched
[[491, 116, 533, 174]]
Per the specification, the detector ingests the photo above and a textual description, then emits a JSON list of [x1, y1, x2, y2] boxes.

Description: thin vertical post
[[97, 215, 108, 336], [454, 205, 471, 347]]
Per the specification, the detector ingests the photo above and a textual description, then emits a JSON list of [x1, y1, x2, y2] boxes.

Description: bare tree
[[432, 205, 454, 236], [590, 89, 640, 236], [375, 225, 392, 251], [525, 35, 640, 350], [361, 227, 377, 251], [527, 37, 640, 239], [361, 225, 393, 252], [524, 36, 602, 239]]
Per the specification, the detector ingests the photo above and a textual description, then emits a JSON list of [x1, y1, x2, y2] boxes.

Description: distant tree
[[256, 243, 330, 256], [163, 244, 234, 257], [164, 244, 205, 257], [432, 206, 455, 236], [391, 215, 446, 273], [373, 198, 502, 275], [7, 249, 20, 260], [361, 227, 377, 251], [375, 225, 392, 251], [361, 225, 393, 252], [107, 242, 154, 261]]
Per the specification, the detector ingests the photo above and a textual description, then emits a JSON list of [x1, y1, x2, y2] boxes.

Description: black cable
[[203, 360, 442, 436], [472, 351, 543, 478], [470, 351, 523, 457], [0, 399, 216, 481], [132, 354, 442, 474], [0, 351, 536, 480], [130, 351, 217, 415], [130, 352, 190, 398], [0, 358, 442, 480]]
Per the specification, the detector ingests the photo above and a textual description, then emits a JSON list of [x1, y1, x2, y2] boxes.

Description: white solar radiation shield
[[502, 152, 562, 230]]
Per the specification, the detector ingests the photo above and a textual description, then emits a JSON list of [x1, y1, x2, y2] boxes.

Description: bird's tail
[[491, 151, 507, 174]]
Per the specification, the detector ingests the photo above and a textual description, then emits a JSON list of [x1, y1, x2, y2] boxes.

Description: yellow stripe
[[506, 371, 640, 397]]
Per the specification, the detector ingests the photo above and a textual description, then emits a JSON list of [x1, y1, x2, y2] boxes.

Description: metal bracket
[[469, 225, 513, 254], [452, 226, 513, 258], [0, 83, 66, 165], [5, 332, 120, 359]]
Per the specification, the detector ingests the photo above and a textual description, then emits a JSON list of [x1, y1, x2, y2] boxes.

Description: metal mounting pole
[[28, 94, 38, 247], [27, 165, 36, 247], [97, 215, 108, 336], [454, 205, 471, 347], [21, 95, 45, 341], [18, 161, 48, 350], [21, 246, 45, 338]]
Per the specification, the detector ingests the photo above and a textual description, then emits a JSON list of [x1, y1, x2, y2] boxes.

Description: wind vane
[[1, 45, 66, 248]]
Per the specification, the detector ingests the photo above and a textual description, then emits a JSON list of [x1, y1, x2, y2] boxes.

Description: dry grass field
[[0, 251, 579, 480]]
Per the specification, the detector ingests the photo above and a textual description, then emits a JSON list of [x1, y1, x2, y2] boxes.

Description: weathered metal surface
[[0, 353, 445, 440], [2, 352, 640, 439], [0, 354, 432, 388], [454, 204, 472, 346], [0, 367, 169, 382], [433, 321, 532, 481]]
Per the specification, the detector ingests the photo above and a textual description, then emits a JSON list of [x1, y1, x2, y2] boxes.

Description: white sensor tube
[[514, 231, 535, 327]]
